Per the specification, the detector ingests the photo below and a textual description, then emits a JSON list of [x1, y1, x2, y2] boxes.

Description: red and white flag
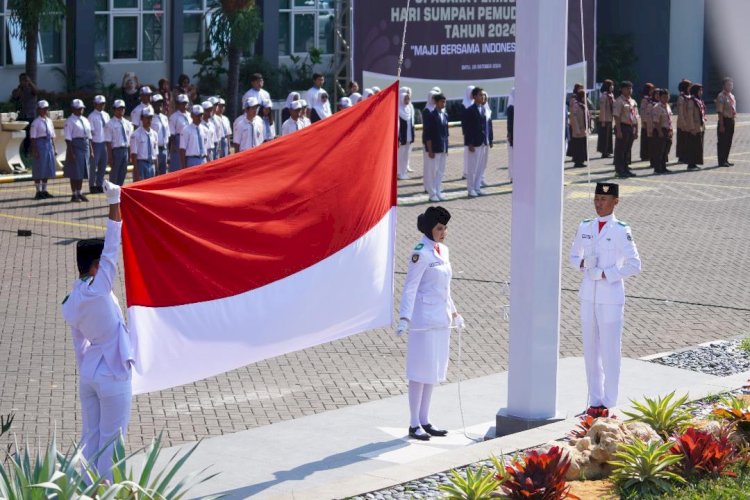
[[121, 83, 398, 394]]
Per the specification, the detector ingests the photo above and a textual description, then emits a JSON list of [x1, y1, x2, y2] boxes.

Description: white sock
[[419, 383, 434, 426], [36, 184, 43, 192], [75, 190, 81, 196], [408, 380, 425, 430], [41, 183, 47, 191]]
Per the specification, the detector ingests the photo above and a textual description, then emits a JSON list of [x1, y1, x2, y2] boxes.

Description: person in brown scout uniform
[[597, 80, 614, 159], [566, 83, 584, 158], [675, 79, 691, 164], [639, 83, 655, 161], [683, 83, 706, 171], [716, 77, 737, 167], [613, 81, 639, 178], [650, 89, 674, 175], [570, 89, 590, 168]]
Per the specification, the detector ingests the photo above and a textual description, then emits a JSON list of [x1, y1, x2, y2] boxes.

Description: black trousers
[[597, 122, 613, 156], [639, 127, 650, 160], [570, 136, 588, 165], [614, 124, 634, 174], [717, 117, 735, 165], [676, 129, 685, 162], [684, 131, 704, 166], [651, 129, 672, 172]]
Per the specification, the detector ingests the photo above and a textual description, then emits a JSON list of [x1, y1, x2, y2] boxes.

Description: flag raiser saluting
[[121, 83, 399, 395]]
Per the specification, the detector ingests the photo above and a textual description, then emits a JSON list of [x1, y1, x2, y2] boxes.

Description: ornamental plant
[[439, 466, 502, 500], [622, 391, 693, 439], [499, 446, 578, 500], [669, 426, 737, 478], [568, 415, 596, 439], [609, 439, 686, 496]]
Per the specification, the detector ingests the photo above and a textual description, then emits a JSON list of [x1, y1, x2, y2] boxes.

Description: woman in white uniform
[[397, 207, 464, 440]]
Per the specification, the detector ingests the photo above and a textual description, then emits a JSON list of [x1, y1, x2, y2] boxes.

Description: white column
[[503, 0, 568, 425], [668, 0, 705, 93]]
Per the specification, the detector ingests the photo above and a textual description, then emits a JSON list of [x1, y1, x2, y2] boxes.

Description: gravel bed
[[649, 339, 750, 377]]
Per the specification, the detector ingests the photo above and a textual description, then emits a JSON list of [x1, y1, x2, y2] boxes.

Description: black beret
[[595, 182, 619, 197], [77, 238, 104, 274], [417, 206, 451, 240]]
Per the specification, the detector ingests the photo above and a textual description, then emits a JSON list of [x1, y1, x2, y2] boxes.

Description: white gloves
[[582, 255, 598, 270], [587, 267, 603, 281], [396, 318, 409, 337], [454, 314, 466, 330], [103, 180, 121, 205]]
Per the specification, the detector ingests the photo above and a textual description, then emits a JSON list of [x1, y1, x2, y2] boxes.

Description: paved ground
[[1, 117, 749, 451]]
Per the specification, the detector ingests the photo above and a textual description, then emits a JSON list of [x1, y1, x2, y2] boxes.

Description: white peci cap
[[339, 97, 352, 108], [176, 94, 189, 104], [71, 99, 85, 109], [243, 97, 260, 108], [208, 96, 219, 105], [141, 106, 154, 118], [140, 86, 153, 95], [191, 104, 204, 115], [37, 100, 50, 109], [217, 97, 226, 105], [201, 100, 213, 110], [150, 94, 164, 103], [113, 99, 126, 109], [299, 99, 308, 107], [290, 100, 303, 110], [93, 95, 107, 104]]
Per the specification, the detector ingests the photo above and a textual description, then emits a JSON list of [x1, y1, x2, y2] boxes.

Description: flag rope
[[396, 0, 412, 79]]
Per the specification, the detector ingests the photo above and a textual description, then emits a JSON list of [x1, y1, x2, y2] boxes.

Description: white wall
[[668, 0, 705, 91]]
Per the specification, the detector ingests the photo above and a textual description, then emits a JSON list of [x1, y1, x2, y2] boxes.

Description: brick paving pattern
[[1, 116, 748, 450]]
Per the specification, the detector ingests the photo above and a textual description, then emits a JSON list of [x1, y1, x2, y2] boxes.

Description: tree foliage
[[6, 0, 65, 48]]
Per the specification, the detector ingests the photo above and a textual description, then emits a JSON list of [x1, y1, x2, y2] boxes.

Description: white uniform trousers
[[429, 152, 447, 198], [79, 358, 132, 478], [398, 143, 412, 178], [507, 144, 514, 182], [580, 300, 624, 408], [422, 151, 433, 195], [465, 145, 488, 192]]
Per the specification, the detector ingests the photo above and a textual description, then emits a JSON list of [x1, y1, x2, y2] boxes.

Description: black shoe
[[727, 162, 734, 166], [663, 168, 673, 174], [720, 162, 730, 167], [616, 173, 629, 179], [43, 191, 53, 198], [654, 170, 664, 175], [79, 194, 89, 202], [687, 164, 701, 171], [34, 191, 44, 200], [421, 424, 448, 437], [71, 195, 81, 203], [626, 170, 637, 177], [408, 426, 430, 441], [601, 154, 610, 159]]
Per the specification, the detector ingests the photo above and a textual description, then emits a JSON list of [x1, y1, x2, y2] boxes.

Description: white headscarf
[[362, 88, 374, 99], [398, 91, 414, 122], [507, 88, 515, 107], [426, 90, 439, 112], [339, 97, 352, 109], [431, 86, 442, 93], [463, 85, 475, 108], [399, 86, 412, 96], [350, 92, 362, 104], [482, 90, 492, 119], [285, 92, 300, 109], [313, 90, 332, 119], [371, 86, 381, 94]]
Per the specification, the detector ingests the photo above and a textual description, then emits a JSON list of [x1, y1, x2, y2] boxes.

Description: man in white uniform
[[169, 94, 191, 171], [130, 86, 152, 129], [180, 105, 210, 168], [130, 106, 158, 181], [569, 182, 641, 416], [281, 101, 304, 136], [242, 73, 271, 107], [150, 94, 170, 175], [104, 100, 133, 186], [62, 181, 134, 478], [88, 95, 110, 193], [232, 97, 264, 153]]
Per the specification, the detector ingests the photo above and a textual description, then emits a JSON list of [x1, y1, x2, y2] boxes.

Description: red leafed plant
[[498, 446, 579, 500], [669, 427, 737, 478], [568, 415, 595, 439]]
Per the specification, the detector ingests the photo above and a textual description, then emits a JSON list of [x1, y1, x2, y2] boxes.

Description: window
[[95, 0, 164, 62], [279, 0, 336, 56], [182, 1, 207, 59]]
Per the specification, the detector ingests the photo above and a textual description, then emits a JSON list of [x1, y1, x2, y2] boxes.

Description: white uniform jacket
[[62, 220, 135, 381], [569, 214, 641, 305], [399, 236, 457, 330]]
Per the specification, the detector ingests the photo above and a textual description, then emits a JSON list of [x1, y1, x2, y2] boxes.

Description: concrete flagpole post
[[496, 0, 569, 436]]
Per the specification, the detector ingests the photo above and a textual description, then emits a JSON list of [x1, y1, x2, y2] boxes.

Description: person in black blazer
[[461, 87, 494, 197], [424, 93, 449, 202], [398, 89, 416, 179]]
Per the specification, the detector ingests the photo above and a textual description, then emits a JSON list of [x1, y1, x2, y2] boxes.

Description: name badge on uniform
[[429, 262, 443, 268], [582, 234, 593, 239]]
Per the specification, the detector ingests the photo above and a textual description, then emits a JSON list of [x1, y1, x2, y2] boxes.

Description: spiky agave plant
[[622, 391, 693, 439], [610, 439, 686, 496], [439, 466, 502, 500]]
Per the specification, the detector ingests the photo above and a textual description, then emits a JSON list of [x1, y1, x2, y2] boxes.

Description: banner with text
[[352, 0, 596, 101]]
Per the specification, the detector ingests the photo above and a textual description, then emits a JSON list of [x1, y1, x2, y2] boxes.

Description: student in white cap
[[130, 86, 153, 128], [214, 98, 232, 158], [282, 91, 301, 123], [349, 92, 362, 105], [208, 96, 225, 157], [361, 88, 374, 100], [310, 89, 332, 123], [169, 94, 191, 171], [201, 100, 217, 161], [281, 100, 304, 136], [371, 86, 381, 94], [260, 99, 276, 141], [298, 100, 311, 127], [180, 105, 210, 168], [150, 94, 170, 175], [64, 99, 93, 202], [397, 89, 415, 180], [232, 97, 264, 152], [62, 180, 135, 480], [104, 100, 134, 186], [130, 106, 158, 181], [338, 97, 352, 110], [88, 95, 110, 193], [30, 100, 57, 199]]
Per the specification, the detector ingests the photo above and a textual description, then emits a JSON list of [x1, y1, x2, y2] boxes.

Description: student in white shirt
[[281, 100, 304, 136], [260, 99, 276, 141], [88, 95, 110, 193], [30, 100, 57, 199], [169, 94, 191, 171], [130, 106, 158, 181], [130, 86, 152, 129], [64, 99, 94, 202], [232, 97, 264, 152], [305, 72, 325, 118], [104, 100, 134, 186], [215, 98, 232, 158], [150, 94, 170, 175], [180, 105, 210, 168], [310, 89, 332, 123], [242, 73, 271, 108], [298, 100, 312, 127], [201, 101, 217, 161]]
